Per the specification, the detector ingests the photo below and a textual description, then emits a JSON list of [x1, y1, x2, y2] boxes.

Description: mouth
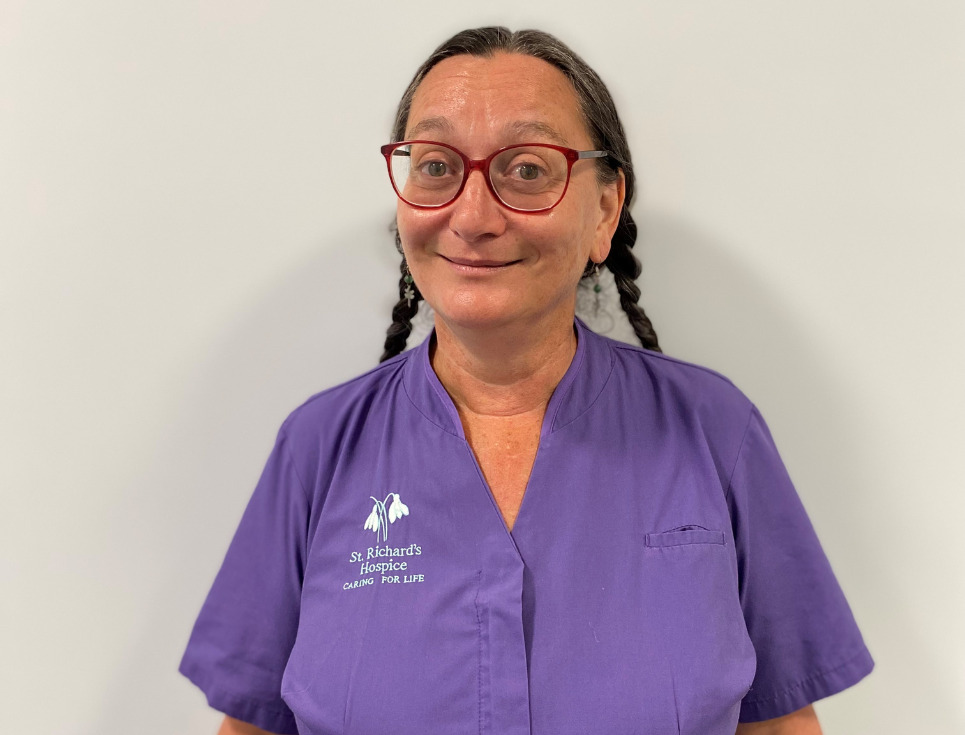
[[441, 255, 521, 271]]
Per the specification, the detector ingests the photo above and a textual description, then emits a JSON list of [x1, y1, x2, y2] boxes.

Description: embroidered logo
[[343, 493, 423, 590], [363, 493, 409, 542]]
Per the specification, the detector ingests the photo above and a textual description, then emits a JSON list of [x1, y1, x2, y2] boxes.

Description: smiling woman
[[395, 53, 619, 341], [180, 27, 873, 735]]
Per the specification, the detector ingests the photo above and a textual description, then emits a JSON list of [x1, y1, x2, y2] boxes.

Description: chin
[[433, 307, 521, 333], [431, 297, 570, 337]]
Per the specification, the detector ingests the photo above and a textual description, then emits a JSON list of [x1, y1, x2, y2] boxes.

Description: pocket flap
[[644, 525, 725, 548]]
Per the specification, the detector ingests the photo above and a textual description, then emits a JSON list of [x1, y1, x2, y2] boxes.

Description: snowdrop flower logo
[[363, 493, 409, 542]]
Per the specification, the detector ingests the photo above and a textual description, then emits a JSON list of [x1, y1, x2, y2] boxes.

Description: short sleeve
[[179, 427, 309, 735], [729, 406, 874, 722]]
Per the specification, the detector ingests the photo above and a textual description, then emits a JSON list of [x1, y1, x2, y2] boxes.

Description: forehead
[[406, 53, 590, 146]]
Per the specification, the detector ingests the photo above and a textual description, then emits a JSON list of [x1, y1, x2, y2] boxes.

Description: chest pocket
[[644, 524, 726, 548], [636, 522, 754, 733]]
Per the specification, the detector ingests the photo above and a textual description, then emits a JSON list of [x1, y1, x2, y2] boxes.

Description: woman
[[181, 27, 872, 735]]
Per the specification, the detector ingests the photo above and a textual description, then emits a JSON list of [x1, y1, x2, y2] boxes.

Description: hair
[[379, 26, 660, 361]]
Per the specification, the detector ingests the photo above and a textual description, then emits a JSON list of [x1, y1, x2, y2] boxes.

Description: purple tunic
[[180, 320, 872, 734]]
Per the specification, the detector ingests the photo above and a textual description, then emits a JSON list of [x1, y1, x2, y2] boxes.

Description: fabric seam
[[181, 660, 295, 718], [611, 341, 740, 390], [401, 370, 463, 437], [723, 404, 756, 504], [550, 340, 615, 433], [279, 428, 312, 507], [742, 646, 871, 705], [474, 572, 485, 735], [288, 355, 407, 415]]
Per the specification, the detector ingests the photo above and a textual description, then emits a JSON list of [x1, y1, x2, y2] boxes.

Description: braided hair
[[379, 27, 660, 361]]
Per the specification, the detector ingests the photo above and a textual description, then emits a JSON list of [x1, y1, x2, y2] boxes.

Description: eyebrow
[[504, 120, 569, 146], [405, 116, 454, 140], [404, 117, 571, 147]]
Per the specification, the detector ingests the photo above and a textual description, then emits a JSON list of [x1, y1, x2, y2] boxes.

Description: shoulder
[[262, 351, 417, 508], [278, 350, 411, 446], [598, 332, 755, 430]]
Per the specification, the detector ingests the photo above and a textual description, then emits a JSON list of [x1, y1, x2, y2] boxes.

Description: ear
[[589, 169, 625, 264]]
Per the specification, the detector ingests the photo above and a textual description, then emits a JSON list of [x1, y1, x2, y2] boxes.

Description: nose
[[448, 169, 506, 243]]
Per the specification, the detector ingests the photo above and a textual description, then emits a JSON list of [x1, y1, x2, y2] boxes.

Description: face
[[397, 52, 624, 334]]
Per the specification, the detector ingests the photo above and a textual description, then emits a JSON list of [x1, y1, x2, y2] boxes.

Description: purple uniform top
[[180, 320, 873, 735]]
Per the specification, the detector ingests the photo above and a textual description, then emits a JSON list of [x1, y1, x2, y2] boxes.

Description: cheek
[[566, 188, 608, 261], [534, 208, 596, 267], [397, 206, 444, 256], [395, 205, 416, 249]]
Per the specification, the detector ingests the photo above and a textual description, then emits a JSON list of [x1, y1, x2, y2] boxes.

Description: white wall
[[2, 1, 962, 733]]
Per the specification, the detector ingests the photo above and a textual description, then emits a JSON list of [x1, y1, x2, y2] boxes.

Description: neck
[[430, 311, 578, 419]]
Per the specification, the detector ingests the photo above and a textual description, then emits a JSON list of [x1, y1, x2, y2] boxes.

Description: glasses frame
[[380, 140, 611, 213]]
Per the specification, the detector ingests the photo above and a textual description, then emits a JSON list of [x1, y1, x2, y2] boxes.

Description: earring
[[591, 264, 602, 315], [402, 261, 416, 307], [576, 262, 614, 334]]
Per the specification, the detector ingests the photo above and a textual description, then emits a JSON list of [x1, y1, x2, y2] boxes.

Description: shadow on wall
[[89, 213, 948, 733], [86, 218, 399, 735], [638, 213, 956, 731]]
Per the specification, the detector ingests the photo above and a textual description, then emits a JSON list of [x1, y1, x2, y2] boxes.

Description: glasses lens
[[489, 146, 569, 211], [389, 143, 465, 207]]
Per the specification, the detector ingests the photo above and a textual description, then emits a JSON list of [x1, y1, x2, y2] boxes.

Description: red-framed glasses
[[380, 140, 611, 213]]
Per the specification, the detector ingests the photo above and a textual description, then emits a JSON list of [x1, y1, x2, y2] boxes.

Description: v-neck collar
[[401, 319, 615, 442]]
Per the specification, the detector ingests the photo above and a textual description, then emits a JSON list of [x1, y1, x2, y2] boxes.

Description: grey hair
[[390, 27, 632, 199], [380, 27, 660, 361]]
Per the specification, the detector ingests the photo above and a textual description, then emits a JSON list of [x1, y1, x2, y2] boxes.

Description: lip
[[441, 255, 520, 269]]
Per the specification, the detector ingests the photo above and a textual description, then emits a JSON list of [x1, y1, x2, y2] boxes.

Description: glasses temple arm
[[576, 150, 611, 159]]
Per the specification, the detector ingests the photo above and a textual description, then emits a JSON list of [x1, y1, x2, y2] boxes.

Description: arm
[[217, 716, 284, 735], [735, 705, 822, 735]]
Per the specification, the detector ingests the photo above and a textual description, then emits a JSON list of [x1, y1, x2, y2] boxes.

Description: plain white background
[[2, 1, 963, 733]]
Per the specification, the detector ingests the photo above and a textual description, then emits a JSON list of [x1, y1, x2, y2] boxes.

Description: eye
[[516, 163, 541, 181], [498, 152, 552, 183], [408, 146, 460, 180]]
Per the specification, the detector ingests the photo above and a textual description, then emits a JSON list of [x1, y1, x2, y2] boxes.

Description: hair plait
[[379, 26, 660, 360], [379, 255, 422, 362]]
